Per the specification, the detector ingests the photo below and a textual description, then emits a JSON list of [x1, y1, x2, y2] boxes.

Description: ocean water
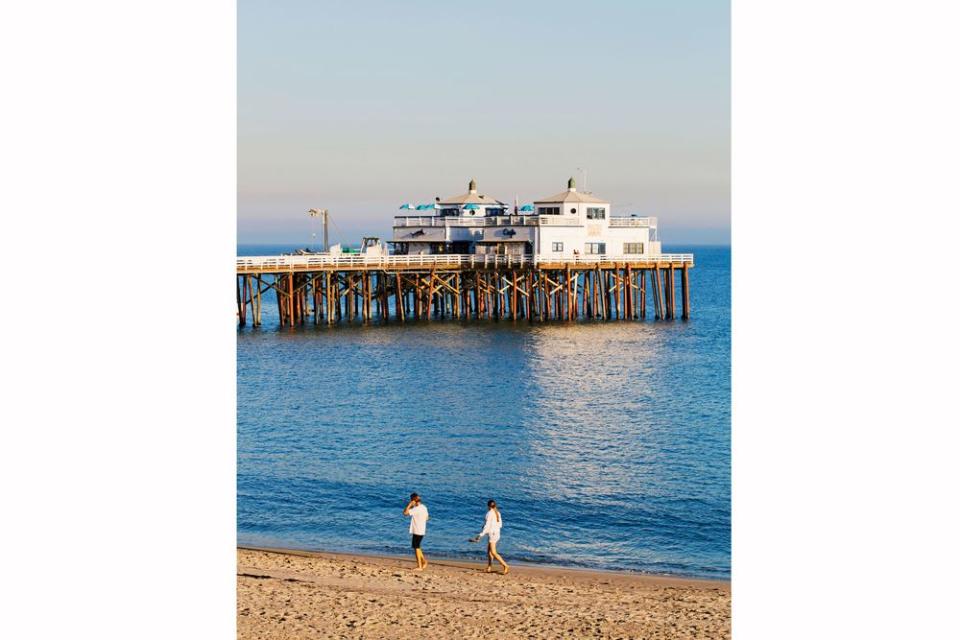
[[237, 245, 730, 579]]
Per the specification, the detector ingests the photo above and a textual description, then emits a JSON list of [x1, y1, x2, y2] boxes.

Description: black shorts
[[411, 534, 424, 549]]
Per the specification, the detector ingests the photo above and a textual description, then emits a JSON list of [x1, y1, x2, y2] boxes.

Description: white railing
[[537, 215, 581, 226], [609, 216, 655, 228], [487, 216, 538, 226], [536, 254, 693, 266], [394, 216, 476, 227], [237, 253, 694, 272], [393, 215, 539, 227], [392, 215, 659, 229], [237, 254, 536, 271]]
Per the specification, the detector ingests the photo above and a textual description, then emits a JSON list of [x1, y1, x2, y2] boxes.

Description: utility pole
[[307, 208, 330, 252]]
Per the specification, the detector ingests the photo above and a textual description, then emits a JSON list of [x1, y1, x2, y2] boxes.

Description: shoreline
[[238, 544, 728, 587], [238, 547, 730, 638]]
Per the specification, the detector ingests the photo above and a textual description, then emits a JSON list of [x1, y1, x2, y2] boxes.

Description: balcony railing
[[609, 216, 656, 228], [536, 215, 580, 226], [394, 215, 540, 227], [393, 214, 659, 229]]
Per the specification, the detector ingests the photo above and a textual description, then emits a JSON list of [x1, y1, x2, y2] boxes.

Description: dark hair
[[411, 493, 420, 501], [487, 499, 496, 508]]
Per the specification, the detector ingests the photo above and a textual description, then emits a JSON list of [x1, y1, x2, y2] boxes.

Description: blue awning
[[519, 204, 534, 212], [463, 203, 480, 210], [415, 204, 435, 211], [399, 203, 413, 210]]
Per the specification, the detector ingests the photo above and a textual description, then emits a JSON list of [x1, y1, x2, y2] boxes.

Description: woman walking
[[470, 499, 509, 574]]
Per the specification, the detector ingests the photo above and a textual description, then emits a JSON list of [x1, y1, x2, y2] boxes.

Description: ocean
[[237, 244, 730, 579]]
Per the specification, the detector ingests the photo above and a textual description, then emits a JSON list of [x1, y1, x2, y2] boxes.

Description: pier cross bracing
[[236, 254, 693, 327]]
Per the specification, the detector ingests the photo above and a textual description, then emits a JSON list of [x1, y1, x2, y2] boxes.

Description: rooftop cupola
[[438, 179, 505, 207], [534, 177, 606, 204]]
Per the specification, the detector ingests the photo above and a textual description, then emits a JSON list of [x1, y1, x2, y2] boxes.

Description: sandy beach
[[237, 547, 730, 639]]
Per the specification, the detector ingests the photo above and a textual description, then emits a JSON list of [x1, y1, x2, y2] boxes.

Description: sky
[[238, 0, 729, 246]]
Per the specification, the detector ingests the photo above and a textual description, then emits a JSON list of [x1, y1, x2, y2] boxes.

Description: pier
[[236, 253, 694, 327]]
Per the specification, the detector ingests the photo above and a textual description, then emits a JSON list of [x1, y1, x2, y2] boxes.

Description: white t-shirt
[[408, 504, 428, 535]]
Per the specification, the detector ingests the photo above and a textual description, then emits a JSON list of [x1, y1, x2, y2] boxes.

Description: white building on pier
[[391, 178, 661, 259]]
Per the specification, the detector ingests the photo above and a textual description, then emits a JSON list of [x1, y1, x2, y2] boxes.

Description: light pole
[[307, 208, 329, 252]]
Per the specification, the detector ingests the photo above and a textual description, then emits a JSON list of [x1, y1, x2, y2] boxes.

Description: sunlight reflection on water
[[238, 246, 729, 578]]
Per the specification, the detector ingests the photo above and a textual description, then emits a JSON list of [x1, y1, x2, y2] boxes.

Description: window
[[486, 207, 505, 215], [570, 208, 577, 214], [440, 208, 458, 216], [586, 207, 606, 220], [584, 242, 606, 255], [551, 242, 563, 252], [538, 206, 560, 215], [623, 243, 644, 254]]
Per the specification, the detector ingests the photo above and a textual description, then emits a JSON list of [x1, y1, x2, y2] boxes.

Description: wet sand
[[237, 547, 730, 639]]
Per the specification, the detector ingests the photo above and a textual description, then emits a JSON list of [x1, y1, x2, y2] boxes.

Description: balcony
[[609, 216, 656, 228], [536, 214, 580, 226], [394, 215, 540, 227]]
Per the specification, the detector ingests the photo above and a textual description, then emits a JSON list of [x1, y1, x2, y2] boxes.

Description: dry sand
[[238, 547, 730, 639]]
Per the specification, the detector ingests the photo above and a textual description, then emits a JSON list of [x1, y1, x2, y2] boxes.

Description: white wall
[[534, 199, 613, 257], [393, 225, 447, 243], [393, 203, 662, 258], [534, 223, 660, 258], [535, 200, 610, 230], [481, 226, 535, 245], [605, 226, 653, 258], [536, 223, 589, 257]]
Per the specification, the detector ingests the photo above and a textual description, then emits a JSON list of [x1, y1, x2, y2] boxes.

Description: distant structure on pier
[[237, 177, 693, 328], [392, 178, 660, 259]]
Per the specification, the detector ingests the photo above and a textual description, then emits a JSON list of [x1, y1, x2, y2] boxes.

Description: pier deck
[[236, 253, 694, 327]]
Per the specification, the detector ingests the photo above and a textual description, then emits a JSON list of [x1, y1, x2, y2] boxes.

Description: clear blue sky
[[239, 0, 729, 245]]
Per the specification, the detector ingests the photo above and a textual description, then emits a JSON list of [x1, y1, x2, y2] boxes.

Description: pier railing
[[539, 254, 690, 266], [236, 253, 694, 273]]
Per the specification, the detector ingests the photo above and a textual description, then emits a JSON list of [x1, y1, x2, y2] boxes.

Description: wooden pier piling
[[237, 254, 693, 328]]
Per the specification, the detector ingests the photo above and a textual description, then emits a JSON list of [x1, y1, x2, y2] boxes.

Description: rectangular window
[[623, 243, 644, 254], [586, 207, 606, 220], [440, 208, 458, 216], [584, 242, 606, 255], [551, 242, 563, 252], [538, 206, 560, 215]]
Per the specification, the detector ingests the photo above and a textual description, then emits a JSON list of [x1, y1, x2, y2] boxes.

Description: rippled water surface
[[238, 245, 730, 578]]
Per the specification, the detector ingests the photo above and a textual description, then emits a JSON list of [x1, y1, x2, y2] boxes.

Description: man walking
[[403, 492, 429, 570]]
